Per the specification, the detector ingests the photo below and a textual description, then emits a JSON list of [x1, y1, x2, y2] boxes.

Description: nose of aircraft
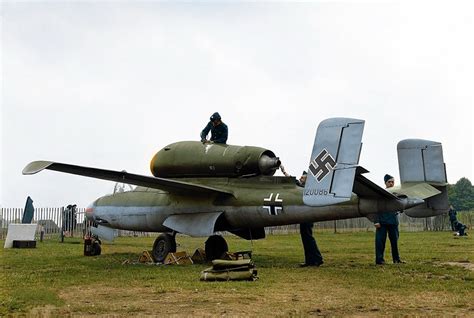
[[85, 202, 96, 222]]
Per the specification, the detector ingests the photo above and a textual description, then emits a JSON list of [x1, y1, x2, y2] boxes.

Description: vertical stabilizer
[[397, 139, 449, 217], [397, 139, 447, 184], [303, 118, 364, 207]]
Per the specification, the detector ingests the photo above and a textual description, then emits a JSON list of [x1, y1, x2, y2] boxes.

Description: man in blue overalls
[[374, 174, 404, 265]]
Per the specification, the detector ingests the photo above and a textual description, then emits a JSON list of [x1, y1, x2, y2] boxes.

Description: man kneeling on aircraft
[[281, 167, 324, 267], [200, 112, 228, 144]]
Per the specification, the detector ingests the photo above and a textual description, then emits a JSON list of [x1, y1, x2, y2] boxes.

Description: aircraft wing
[[22, 161, 234, 197]]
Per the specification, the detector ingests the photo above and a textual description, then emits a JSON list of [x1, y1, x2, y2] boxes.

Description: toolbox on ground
[[12, 240, 36, 248]]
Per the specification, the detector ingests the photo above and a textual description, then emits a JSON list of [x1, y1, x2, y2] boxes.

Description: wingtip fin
[[22, 161, 54, 175]]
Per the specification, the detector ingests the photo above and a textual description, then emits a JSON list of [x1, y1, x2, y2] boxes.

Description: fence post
[[60, 207, 65, 243]]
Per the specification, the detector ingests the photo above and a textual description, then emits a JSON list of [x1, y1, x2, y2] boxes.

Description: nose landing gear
[[152, 233, 177, 263]]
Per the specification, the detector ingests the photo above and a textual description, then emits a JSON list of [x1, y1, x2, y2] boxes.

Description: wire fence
[[1, 207, 472, 240], [266, 212, 473, 234]]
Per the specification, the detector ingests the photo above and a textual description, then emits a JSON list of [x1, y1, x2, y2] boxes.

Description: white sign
[[4, 224, 38, 248]]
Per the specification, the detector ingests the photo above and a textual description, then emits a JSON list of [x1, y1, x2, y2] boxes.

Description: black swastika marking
[[308, 149, 336, 182]]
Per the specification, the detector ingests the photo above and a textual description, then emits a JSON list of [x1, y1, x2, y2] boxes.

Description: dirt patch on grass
[[21, 282, 471, 317], [443, 261, 474, 272]]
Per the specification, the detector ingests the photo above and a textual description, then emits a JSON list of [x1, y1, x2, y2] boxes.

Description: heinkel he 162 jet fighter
[[23, 118, 449, 262]]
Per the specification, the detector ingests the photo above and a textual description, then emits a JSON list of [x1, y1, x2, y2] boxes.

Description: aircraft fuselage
[[89, 176, 390, 234]]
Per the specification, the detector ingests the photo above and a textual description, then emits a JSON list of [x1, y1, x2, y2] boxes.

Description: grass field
[[1, 231, 473, 317]]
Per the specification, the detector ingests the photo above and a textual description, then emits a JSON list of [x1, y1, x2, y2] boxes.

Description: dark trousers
[[450, 220, 456, 231], [300, 222, 323, 265], [375, 224, 400, 264]]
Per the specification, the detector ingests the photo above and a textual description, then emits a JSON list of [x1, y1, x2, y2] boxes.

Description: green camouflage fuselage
[[91, 176, 365, 233]]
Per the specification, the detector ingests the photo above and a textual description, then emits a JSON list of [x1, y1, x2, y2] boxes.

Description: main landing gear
[[151, 233, 229, 263], [205, 235, 228, 261]]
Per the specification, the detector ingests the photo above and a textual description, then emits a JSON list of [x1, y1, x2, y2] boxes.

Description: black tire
[[91, 241, 101, 256], [205, 235, 228, 261], [152, 233, 176, 263]]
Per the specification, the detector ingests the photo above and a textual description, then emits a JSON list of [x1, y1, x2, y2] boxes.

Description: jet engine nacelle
[[150, 141, 281, 178]]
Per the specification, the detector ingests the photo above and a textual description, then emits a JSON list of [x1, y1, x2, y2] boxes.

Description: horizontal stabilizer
[[353, 171, 398, 200], [22, 161, 234, 197], [304, 118, 364, 206], [163, 212, 223, 237], [391, 182, 441, 200]]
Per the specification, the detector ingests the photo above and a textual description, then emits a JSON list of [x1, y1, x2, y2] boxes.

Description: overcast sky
[[1, 1, 473, 208]]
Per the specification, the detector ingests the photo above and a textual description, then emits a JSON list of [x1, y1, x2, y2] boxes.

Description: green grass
[[1, 231, 473, 316]]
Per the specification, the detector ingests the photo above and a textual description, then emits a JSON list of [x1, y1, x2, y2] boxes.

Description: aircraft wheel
[[91, 240, 101, 256], [205, 235, 228, 261], [152, 233, 176, 263]]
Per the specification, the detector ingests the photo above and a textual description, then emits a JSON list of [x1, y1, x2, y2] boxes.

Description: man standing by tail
[[374, 174, 404, 265], [281, 167, 324, 267]]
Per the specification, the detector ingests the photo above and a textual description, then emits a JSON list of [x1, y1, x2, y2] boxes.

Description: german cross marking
[[263, 193, 283, 216]]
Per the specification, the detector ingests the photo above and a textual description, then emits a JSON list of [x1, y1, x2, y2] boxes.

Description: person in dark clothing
[[281, 167, 324, 267], [454, 221, 468, 236], [299, 222, 324, 267], [448, 205, 458, 231], [200, 112, 228, 144], [295, 170, 307, 187], [374, 174, 404, 265], [280, 166, 307, 187]]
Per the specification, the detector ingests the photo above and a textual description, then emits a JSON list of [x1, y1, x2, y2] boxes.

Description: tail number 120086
[[304, 189, 329, 196]]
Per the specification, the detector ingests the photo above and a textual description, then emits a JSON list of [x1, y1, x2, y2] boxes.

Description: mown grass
[[1, 231, 473, 316]]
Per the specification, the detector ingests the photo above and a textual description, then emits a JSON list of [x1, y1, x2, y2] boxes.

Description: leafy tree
[[448, 177, 474, 211]]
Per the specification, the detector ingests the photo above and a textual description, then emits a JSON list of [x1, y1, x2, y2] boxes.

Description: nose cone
[[85, 202, 96, 221]]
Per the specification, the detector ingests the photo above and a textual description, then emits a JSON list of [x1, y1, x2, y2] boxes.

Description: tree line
[[448, 177, 474, 211]]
